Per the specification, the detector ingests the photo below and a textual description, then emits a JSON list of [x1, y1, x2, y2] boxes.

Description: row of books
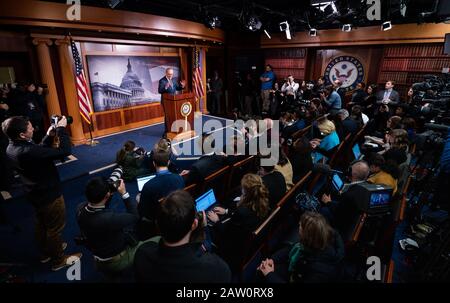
[[272, 68, 305, 80], [377, 72, 440, 84], [265, 48, 307, 59], [265, 58, 306, 69], [381, 58, 450, 72], [384, 44, 446, 57]]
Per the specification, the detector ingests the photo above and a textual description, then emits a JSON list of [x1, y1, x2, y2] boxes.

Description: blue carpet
[[1, 115, 233, 282], [57, 115, 232, 182]]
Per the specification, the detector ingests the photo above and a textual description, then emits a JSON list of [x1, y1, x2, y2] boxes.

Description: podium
[[162, 92, 196, 140]]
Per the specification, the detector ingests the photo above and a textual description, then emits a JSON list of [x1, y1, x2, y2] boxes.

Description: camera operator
[[134, 190, 231, 282], [281, 75, 299, 106], [77, 177, 146, 276], [320, 85, 342, 116], [2, 115, 81, 271]]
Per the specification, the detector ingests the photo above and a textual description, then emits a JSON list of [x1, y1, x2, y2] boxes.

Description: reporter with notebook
[[138, 144, 184, 239]]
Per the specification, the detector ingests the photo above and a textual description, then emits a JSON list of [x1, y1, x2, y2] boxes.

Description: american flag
[[192, 47, 205, 105], [70, 39, 93, 124]]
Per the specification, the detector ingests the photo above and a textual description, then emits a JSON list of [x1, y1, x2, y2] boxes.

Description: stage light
[[309, 28, 317, 36], [342, 24, 352, 32], [205, 15, 221, 29], [264, 29, 272, 39], [246, 15, 262, 31], [279, 21, 292, 39], [381, 21, 392, 31]]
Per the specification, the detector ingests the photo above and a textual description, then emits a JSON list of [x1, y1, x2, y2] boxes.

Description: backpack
[[295, 192, 320, 212]]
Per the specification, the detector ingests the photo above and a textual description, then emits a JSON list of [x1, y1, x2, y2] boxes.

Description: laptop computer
[[352, 144, 362, 160], [332, 173, 344, 192], [136, 174, 156, 192], [195, 189, 217, 212]]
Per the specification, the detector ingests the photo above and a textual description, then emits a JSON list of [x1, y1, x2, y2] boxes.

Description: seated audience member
[[258, 212, 344, 283], [336, 109, 359, 140], [394, 104, 407, 118], [138, 145, 185, 227], [320, 160, 371, 237], [281, 109, 306, 140], [320, 85, 342, 116], [382, 129, 409, 165], [258, 159, 287, 208], [116, 141, 149, 181], [77, 178, 142, 276], [351, 105, 369, 126], [365, 116, 403, 151], [311, 118, 340, 163], [290, 136, 314, 183], [367, 153, 398, 195], [208, 174, 270, 267], [181, 133, 227, 185], [275, 148, 294, 191], [402, 117, 417, 143], [146, 138, 179, 174], [134, 190, 231, 283]]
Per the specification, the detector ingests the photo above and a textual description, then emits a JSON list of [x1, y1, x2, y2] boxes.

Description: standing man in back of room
[[260, 65, 275, 115], [158, 68, 186, 134]]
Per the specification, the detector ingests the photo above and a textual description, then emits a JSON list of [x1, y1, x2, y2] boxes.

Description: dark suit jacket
[[134, 240, 231, 283], [158, 76, 183, 96], [184, 154, 227, 186], [376, 89, 400, 105], [323, 182, 370, 238], [262, 171, 287, 208]]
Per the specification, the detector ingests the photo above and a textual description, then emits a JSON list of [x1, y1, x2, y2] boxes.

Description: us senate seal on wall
[[324, 56, 364, 92]]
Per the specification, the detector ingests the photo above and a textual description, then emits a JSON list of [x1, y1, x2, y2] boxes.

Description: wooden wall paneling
[[96, 111, 122, 130]]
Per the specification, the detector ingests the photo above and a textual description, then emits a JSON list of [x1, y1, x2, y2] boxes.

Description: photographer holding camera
[[77, 176, 148, 277], [281, 75, 299, 106], [2, 115, 81, 271]]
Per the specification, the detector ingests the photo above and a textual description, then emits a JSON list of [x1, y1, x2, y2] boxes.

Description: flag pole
[[85, 117, 99, 146]]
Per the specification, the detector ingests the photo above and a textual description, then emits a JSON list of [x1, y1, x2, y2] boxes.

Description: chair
[[226, 156, 255, 193], [201, 165, 231, 202], [183, 183, 198, 198]]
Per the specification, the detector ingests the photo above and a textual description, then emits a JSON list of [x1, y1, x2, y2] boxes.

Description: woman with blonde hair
[[311, 117, 340, 163]]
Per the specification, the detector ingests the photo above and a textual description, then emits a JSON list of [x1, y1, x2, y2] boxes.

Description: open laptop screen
[[352, 144, 362, 160], [196, 189, 217, 212], [137, 174, 156, 192], [332, 173, 344, 192]]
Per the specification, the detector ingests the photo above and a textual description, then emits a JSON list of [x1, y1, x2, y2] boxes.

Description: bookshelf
[[378, 44, 450, 97], [264, 48, 307, 82]]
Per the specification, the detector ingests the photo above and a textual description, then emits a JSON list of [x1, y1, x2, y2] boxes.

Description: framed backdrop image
[[86, 55, 180, 112]]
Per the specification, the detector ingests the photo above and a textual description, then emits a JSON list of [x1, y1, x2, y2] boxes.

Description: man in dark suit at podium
[[158, 68, 186, 133]]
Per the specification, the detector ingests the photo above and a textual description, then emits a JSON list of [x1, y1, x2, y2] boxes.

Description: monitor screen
[[332, 174, 344, 191], [369, 191, 391, 208], [137, 174, 156, 192], [196, 189, 217, 212], [352, 144, 361, 160]]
